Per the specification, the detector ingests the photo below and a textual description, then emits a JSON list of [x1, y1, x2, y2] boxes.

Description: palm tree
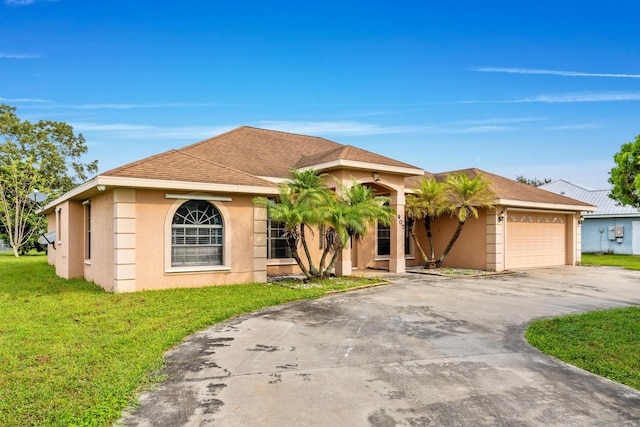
[[254, 186, 314, 279], [436, 172, 495, 267], [256, 171, 393, 279], [405, 177, 447, 267], [286, 169, 331, 276], [321, 181, 392, 276]]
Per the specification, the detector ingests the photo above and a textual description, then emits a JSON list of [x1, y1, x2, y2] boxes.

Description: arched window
[[171, 200, 223, 267]]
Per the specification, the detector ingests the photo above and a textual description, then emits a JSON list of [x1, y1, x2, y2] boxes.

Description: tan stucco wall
[[133, 190, 258, 291], [52, 200, 85, 279], [405, 209, 490, 271], [84, 192, 115, 289]]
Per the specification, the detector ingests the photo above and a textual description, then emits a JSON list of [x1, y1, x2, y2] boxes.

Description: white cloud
[[460, 92, 640, 104], [545, 123, 600, 130], [0, 53, 40, 59], [4, 0, 58, 5], [448, 117, 544, 125], [518, 92, 640, 103], [0, 97, 50, 103], [473, 67, 640, 79], [72, 122, 237, 141]]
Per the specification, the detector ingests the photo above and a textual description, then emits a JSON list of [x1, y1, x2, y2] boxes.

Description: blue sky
[[2, 0, 639, 189]]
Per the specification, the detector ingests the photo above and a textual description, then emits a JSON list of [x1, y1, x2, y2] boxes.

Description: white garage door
[[506, 212, 567, 269]]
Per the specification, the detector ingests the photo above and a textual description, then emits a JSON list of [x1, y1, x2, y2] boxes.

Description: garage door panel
[[506, 214, 566, 269]]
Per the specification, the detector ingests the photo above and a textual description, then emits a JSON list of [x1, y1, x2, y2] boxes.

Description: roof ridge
[[174, 126, 247, 153], [548, 179, 596, 191], [340, 145, 354, 159]]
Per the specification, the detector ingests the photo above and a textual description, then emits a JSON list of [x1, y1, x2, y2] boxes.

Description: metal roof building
[[541, 180, 640, 255]]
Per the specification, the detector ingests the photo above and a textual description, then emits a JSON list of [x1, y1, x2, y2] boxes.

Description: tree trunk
[[408, 218, 428, 265], [300, 225, 319, 277], [437, 221, 465, 267], [324, 245, 342, 277], [287, 236, 312, 279], [12, 246, 19, 258], [319, 245, 331, 277], [424, 216, 436, 261]]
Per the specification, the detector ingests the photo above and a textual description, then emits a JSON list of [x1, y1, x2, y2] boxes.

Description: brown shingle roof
[[102, 149, 276, 187], [102, 126, 422, 186], [180, 126, 344, 178], [405, 168, 594, 208]]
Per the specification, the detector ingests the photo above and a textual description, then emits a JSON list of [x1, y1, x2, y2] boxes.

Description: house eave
[[298, 159, 424, 177], [585, 212, 640, 219], [40, 176, 278, 214], [497, 199, 597, 212]]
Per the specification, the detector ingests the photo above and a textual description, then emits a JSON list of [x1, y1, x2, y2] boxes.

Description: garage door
[[506, 212, 567, 269]]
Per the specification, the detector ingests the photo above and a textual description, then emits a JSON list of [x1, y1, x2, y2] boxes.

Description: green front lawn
[[526, 307, 640, 391], [0, 253, 382, 426], [581, 253, 640, 270]]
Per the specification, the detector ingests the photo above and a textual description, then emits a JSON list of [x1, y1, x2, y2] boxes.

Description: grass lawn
[[0, 253, 383, 426], [581, 253, 640, 270], [526, 307, 640, 391]]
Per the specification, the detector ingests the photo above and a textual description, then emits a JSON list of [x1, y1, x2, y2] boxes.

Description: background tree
[[516, 175, 552, 187], [609, 134, 640, 209], [0, 105, 98, 256]]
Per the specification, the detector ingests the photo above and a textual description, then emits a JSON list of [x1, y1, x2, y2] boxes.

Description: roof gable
[[295, 144, 420, 171]]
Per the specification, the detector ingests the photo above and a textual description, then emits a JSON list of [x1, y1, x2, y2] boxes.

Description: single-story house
[[540, 179, 640, 255], [41, 126, 595, 292]]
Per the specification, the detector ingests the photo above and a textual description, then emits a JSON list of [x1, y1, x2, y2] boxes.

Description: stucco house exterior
[[540, 179, 640, 255], [41, 127, 594, 292]]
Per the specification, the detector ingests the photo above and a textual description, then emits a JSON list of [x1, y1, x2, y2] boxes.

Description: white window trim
[[266, 259, 298, 266], [165, 193, 232, 202], [164, 198, 232, 274], [376, 221, 391, 258]]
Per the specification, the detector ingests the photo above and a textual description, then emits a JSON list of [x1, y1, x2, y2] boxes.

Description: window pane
[[378, 223, 391, 256], [171, 200, 224, 267], [267, 219, 292, 259]]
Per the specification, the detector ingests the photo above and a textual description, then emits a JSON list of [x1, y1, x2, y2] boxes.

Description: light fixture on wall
[[372, 171, 380, 182], [578, 215, 584, 225], [498, 210, 505, 222], [97, 184, 106, 191]]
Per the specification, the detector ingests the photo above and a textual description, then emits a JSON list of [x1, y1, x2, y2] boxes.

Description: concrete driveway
[[121, 266, 640, 426]]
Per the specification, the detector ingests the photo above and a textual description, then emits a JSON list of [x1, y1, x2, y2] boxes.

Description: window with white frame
[[171, 200, 223, 267], [267, 218, 292, 259]]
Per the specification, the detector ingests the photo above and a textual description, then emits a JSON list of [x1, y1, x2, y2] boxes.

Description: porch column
[[253, 205, 268, 282], [113, 189, 136, 293], [389, 193, 405, 273]]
